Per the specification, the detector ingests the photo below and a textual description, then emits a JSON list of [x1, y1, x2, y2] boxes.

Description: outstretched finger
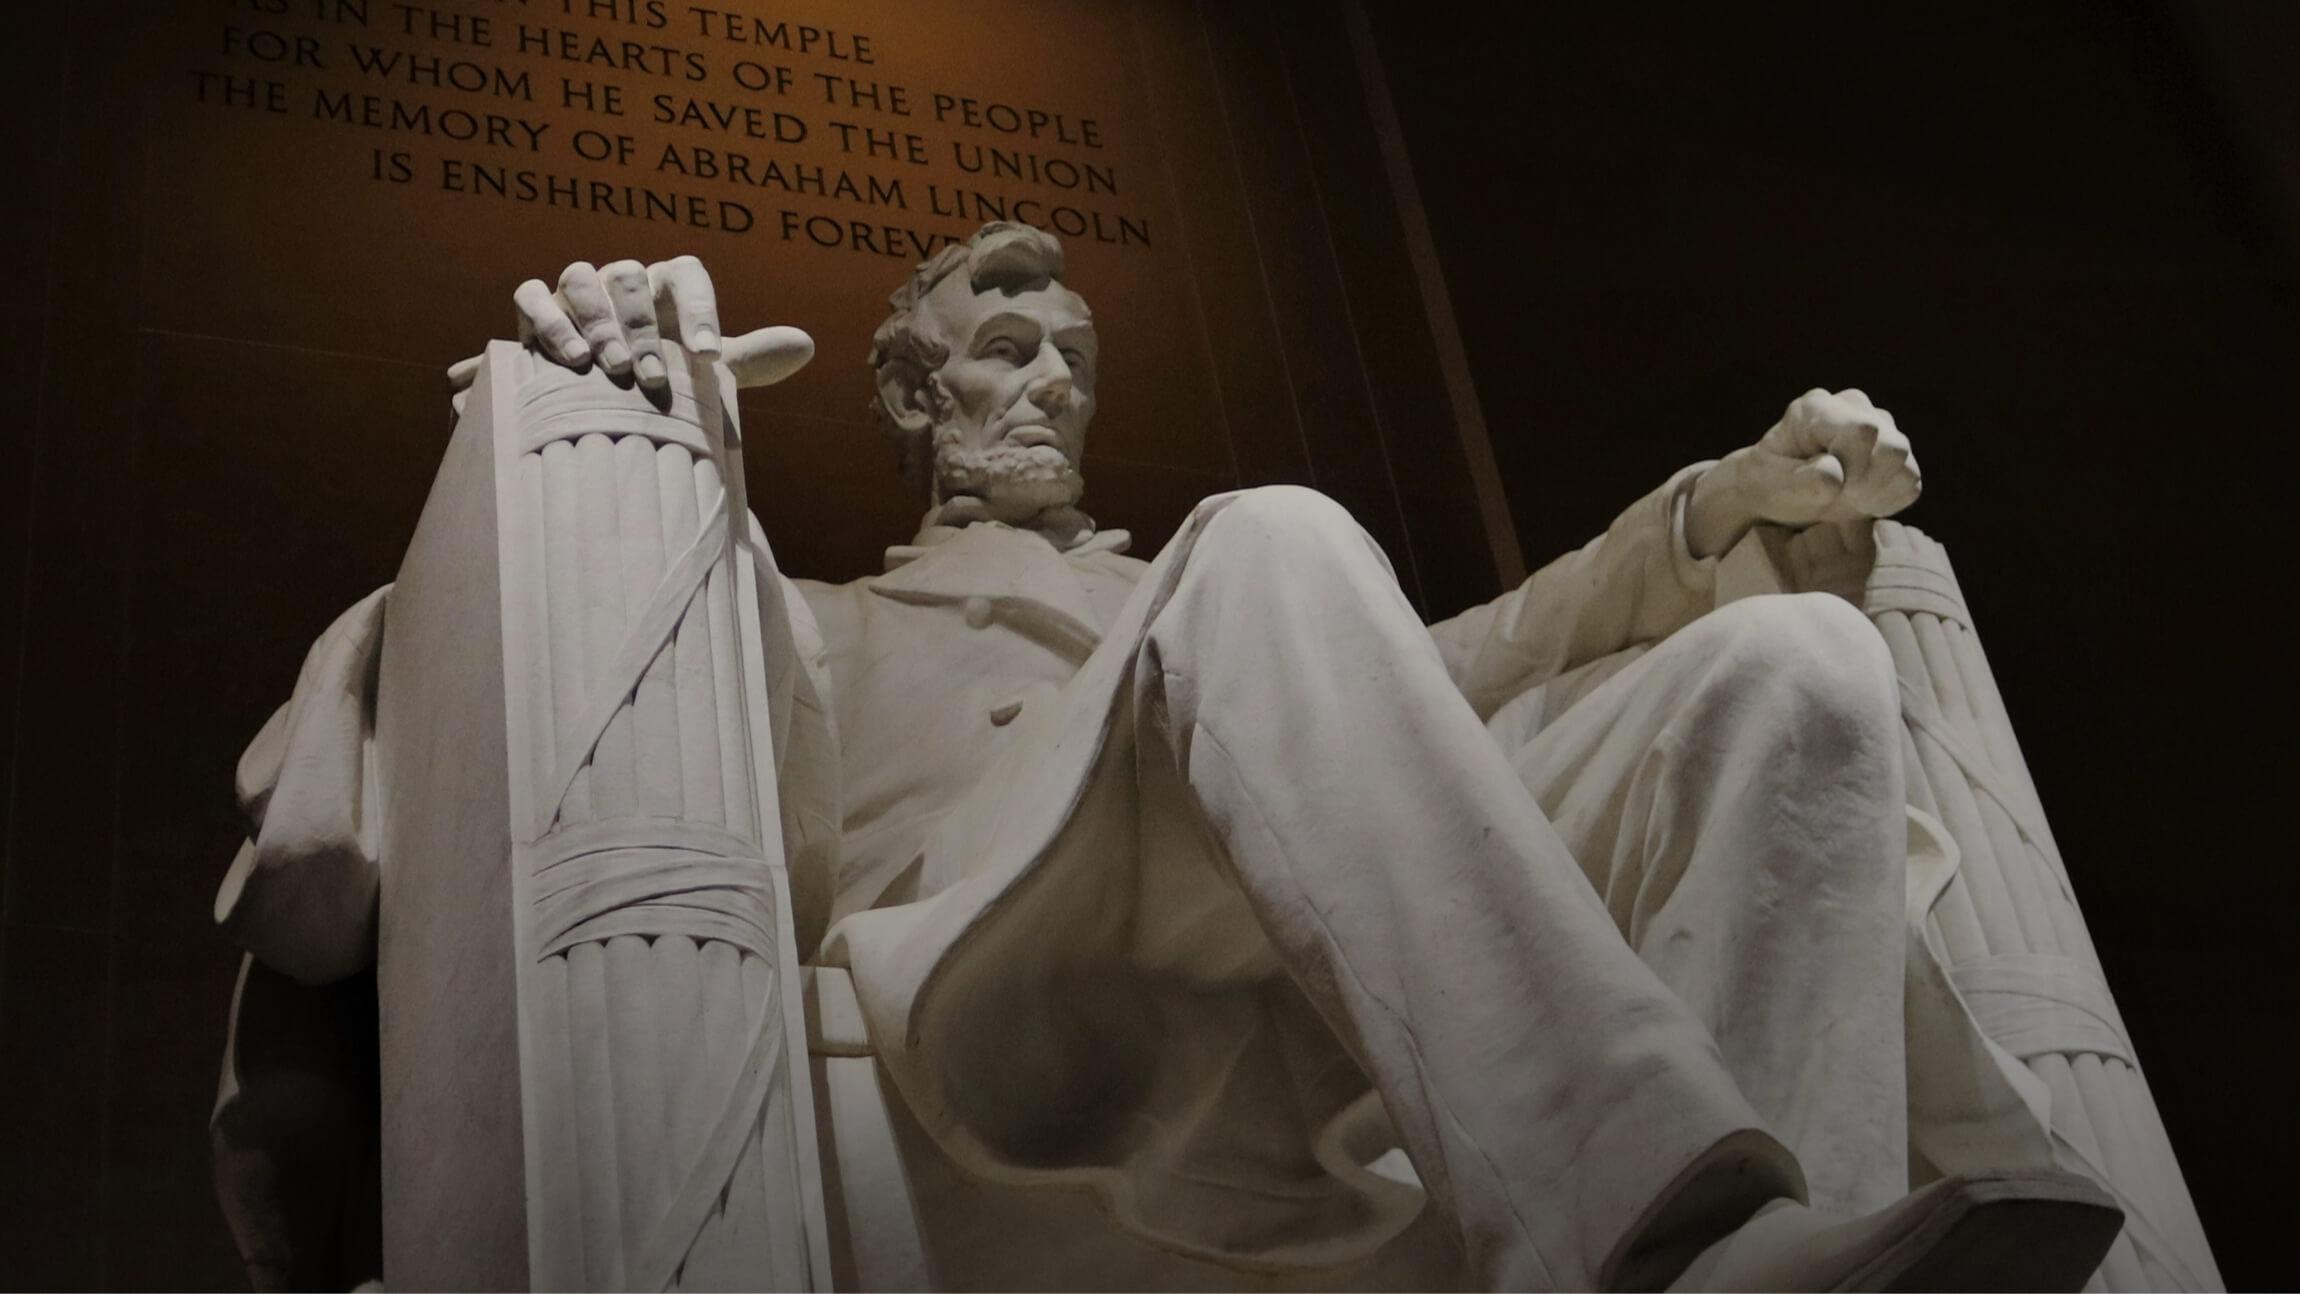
[[514, 278, 590, 367], [651, 255, 722, 356], [601, 259, 665, 391], [558, 261, 628, 378], [723, 326, 815, 389]]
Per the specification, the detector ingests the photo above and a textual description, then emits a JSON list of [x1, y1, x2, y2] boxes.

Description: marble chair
[[791, 514, 2218, 1294], [214, 343, 2217, 1292]]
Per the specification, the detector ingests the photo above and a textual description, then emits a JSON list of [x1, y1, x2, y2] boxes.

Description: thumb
[[1774, 452, 1846, 520], [723, 326, 815, 389], [446, 353, 482, 393]]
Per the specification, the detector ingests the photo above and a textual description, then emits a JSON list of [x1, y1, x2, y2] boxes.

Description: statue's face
[[914, 270, 1098, 524]]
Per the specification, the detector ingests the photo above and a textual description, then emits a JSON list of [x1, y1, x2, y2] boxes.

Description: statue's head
[[869, 222, 1097, 531]]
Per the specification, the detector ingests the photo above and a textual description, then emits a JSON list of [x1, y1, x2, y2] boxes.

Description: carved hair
[[869, 222, 1070, 491]]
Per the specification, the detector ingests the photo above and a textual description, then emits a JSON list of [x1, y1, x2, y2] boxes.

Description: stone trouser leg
[[1501, 593, 1911, 1221], [1137, 488, 1802, 1291]]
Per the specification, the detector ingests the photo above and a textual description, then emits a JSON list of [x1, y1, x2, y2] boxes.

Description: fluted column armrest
[[1715, 519, 2224, 1292]]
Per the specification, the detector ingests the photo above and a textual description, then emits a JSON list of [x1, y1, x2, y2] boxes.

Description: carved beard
[[929, 421, 1085, 525]]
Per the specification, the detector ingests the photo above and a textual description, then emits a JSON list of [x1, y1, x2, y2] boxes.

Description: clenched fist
[[448, 255, 814, 412], [1685, 388, 1922, 559]]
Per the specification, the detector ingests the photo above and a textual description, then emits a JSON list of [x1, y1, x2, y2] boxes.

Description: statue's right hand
[[446, 256, 813, 412], [515, 255, 721, 392]]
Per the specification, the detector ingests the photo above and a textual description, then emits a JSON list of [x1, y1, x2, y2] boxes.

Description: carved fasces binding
[[374, 341, 830, 1290], [1725, 520, 2223, 1292]]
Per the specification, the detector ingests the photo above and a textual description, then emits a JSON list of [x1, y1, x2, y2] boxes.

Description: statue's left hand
[[1685, 388, 1922, 558]]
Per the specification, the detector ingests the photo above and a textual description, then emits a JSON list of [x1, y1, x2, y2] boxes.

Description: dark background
[[2, 0, 2293, 1287], [1365, 1, 2297, 1288]]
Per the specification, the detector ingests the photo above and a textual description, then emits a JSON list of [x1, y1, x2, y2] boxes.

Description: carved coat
[[777, 471, 1741, 1268], [218, 466, 2050, 1278]]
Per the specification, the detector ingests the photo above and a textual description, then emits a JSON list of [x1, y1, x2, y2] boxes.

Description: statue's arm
[[212, 587, 390, 1291], [749, 517, 844, 960], [224, 255, 817, 969], [1429, 464, 1720, 720], [214, 259, 830, 1289], [214, 587, 389, 984], [208, 554, 847, 1288], [1430, 388, 1924, 719]]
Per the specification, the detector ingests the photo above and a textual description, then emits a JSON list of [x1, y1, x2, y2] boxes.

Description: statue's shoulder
[[789, 575, 867, 643], [1077, 549, 1151, 583], [790, 573, 865, 600], [1066, 527, 1143, 570]]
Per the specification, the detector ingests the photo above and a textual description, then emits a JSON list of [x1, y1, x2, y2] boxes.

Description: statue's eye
[[1060, 349, 1087, 371], [983, 338, 1024, 362]]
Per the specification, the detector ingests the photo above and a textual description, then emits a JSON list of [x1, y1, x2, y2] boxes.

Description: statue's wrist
[[1685, 457, 1758, 559]]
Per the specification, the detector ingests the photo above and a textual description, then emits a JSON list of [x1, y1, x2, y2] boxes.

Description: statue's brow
[[969, 311, 1045, 343]]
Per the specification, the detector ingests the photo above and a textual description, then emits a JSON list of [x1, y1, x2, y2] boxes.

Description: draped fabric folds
[[1730, 519, 2223, 1292]]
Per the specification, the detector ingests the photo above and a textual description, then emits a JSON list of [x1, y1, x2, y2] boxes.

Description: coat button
[[963, 596, 994, 628]]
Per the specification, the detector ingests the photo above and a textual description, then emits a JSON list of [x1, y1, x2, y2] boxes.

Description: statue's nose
[[1027, 348, 1074, 414], [1028, 376, 1072, 415]]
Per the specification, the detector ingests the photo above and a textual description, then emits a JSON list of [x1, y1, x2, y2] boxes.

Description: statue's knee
[[1706, 594, 1898, 737], [1218, 484, 1355, 534], [1199, 486, 1384, 574], [1689, 597, 1904, 893]]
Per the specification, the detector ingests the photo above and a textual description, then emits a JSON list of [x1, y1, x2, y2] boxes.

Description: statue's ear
[[874, 358, 936, 437]]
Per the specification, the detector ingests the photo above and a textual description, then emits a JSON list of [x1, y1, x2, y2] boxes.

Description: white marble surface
[[209, 225, 2215, 1291]]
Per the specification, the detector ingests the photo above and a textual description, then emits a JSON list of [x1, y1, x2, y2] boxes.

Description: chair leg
[[808, 969, 932, 1291]]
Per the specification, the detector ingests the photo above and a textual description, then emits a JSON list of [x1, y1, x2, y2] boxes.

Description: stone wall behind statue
[[0, 1, 1502, 1285]]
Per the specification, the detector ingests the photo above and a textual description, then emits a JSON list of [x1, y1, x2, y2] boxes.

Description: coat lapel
[[868, 524, 1126, 658]]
